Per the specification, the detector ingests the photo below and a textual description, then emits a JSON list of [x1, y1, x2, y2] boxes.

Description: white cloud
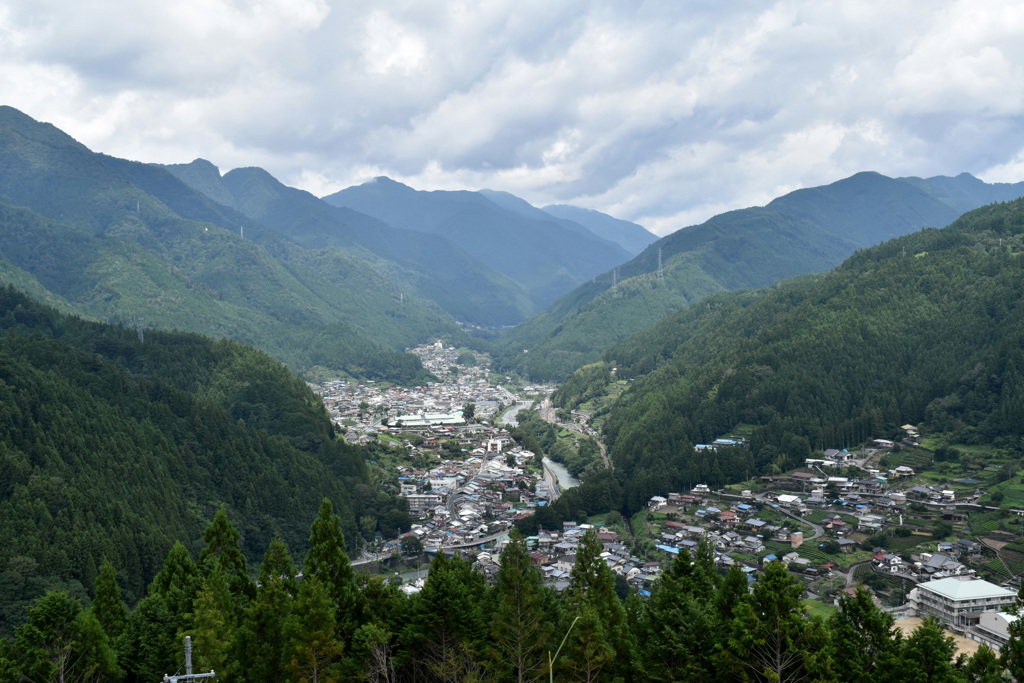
[[2, 0, 1023, 236]]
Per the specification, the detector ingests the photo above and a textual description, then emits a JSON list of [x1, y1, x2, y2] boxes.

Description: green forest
[[0, 287, 410, 636], [492, 171, 1024, 382], [0, 105, 474, 383], [0, 525, 1017, 682], [529, 197, 1024, 523]]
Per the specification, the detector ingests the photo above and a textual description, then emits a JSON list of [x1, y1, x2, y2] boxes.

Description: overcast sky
[[3, 1, 1024, 235]]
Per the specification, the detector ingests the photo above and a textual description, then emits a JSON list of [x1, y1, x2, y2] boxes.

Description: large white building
[[907, 577, 1016, 631]]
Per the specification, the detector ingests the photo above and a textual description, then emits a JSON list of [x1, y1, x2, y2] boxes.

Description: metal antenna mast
[[163, 636, 216, 683]]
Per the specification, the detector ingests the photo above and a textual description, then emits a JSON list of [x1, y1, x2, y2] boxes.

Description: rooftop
[[918, 577, 1015, 602]]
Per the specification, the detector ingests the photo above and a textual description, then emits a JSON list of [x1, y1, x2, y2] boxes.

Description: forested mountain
[[901, 171, 1024, 214], [541, 203, 658, 255], [0, 286, 408, 636], [323, 177, 633, 306], [494, 171, 1024, 380], [543, 197, 1024, 517], [162, 161, 535, 326], [0, 105, 455, 381]]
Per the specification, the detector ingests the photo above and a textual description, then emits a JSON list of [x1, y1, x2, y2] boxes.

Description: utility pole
[[163, 636, 216, 682]]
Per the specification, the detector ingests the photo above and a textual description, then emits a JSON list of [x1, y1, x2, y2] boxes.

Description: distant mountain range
[[322, 177, 637, 307], [0, 106, 445, 380], [493, 171, 1024, 380], [4, 105, 1023, 386], [0, 106, 656, 379], [540, 203, 658, 255]]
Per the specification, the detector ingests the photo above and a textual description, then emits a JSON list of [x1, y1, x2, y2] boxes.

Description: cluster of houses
[[398, 436, 560, 549], [644, 490, 808, 569], [470, 523, 663, 594], [870, 540, 982, 580], [317, 342, 520, 443]]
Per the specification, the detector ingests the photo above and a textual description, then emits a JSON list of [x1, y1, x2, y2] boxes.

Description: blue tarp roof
[[656, 544, 680, 555]]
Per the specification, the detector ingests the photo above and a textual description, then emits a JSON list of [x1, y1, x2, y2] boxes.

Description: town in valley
[[315, 341, 1024, 653]]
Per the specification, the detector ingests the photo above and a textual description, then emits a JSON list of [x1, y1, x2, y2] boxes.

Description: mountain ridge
[[323, 176, 633, 307], [493, 170, 1024, 380]]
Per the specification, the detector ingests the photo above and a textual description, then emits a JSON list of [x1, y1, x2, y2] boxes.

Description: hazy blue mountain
[[476, 188, 627, 252], [212, 166, 536, 326], [163, 157, 239, 209], [323, 177, 632, 306], [494, 171, 1024, 380], [542, 204, 658, 255], [0, 105, 446, 381], [901, 172, 1024, 214]]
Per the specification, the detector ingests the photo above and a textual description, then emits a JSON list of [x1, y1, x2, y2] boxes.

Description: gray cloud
[[2, 0, 1023, 235]]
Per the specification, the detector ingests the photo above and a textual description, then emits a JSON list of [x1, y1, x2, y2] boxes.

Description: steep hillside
[[592, 198, 1024, 511], [323, 177, 632, 306], [0, 286, 409, 634], [0, 106, 442, 381], [215, 166, 535, 326], [494, 171, 1023, 380]]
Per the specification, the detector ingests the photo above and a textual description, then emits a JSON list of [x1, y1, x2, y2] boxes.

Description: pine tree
[[403, 552, 485, 682], [963, 644, 1003, 683], [121, 541, 202, 682], [149, 541, 201, 619], [91, 558, 128, 640], [13, 591, 120, 683], [490, 532, 551, 683], [306, 498, 361, 640], [284, 578, 342, 683], [892, 617, 963, 683], [561, 528, 629, 682], [185, 560, 236, 680], [637, 547, 720, 682], [727, 560, 832, 682], [239, 537, 297, 682], [199, 506, 253, 598], [827, 587, 902, 682]]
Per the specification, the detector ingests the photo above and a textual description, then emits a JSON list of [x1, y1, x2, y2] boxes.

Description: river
[[497, 400, 534, 426], [543, 456, 579, 490]]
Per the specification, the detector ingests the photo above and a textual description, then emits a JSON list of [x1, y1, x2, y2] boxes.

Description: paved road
[[539, 398, 611, 471], [773, 504, 825, 540], [542, 458, 562, 502]]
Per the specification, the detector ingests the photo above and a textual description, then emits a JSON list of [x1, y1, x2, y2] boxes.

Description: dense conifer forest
[[0, 287, 409, 637], [0, 522, 1018, 682], [527, 198, 1024, 527]]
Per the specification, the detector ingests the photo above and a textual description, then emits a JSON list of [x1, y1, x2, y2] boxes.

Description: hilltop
[[494, 171, 1024, 380]]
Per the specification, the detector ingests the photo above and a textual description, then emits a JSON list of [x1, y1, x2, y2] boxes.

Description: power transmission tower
[[611, 268, 618, 296], [657, 247, 664, 280], [135, 316, 144, 343]]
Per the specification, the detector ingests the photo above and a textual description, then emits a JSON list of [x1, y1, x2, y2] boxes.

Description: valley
[[4, 106, 1024, 681]]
